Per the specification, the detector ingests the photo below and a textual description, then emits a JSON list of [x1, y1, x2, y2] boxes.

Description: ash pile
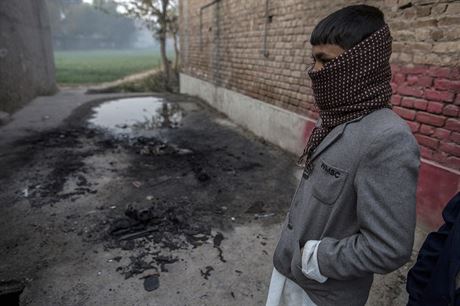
[[105, 198, 225, 281]]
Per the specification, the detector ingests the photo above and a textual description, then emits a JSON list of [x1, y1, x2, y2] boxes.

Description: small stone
[[143, 275, 160, 292], [197, 172, 210, 182], [177, 148, 193, 155], [132, 181, 142, 188]]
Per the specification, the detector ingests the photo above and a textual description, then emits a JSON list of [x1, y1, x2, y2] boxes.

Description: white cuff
[[301, 240, 328, 283]]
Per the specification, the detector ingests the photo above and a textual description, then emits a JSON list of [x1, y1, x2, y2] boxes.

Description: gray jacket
[[272, 108, 421, 306]]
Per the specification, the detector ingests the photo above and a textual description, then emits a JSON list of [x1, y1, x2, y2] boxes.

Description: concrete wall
[[179, 0, 460, 229], [180, 73, 316, 154], [0, 0, 57, 113]]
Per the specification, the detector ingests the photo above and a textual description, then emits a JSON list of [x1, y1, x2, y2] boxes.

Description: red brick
[[391, 83, 397, 94], [402, 97, 414, 108], [425, 89, 455, 102], [443, 105, 459, 117], [433, 151, 449, 164], [401, 65, 429, 75], [390, 83, 398, 94], [451, 132, 460, 144], [440, 141, 460, 157], [416, 134, 440, 149], [394, 106, 416, 120], [391, 95, 402, 106], [414, 99, 428, 110], [393, 73, 406, 84], [420, 124, 435, 135], [446, 118, 460, 132], [406, 121, 420, 133], [448, 67, 460, 80], [420, 146, 434, 159], [398, 86, 424, 98], [416, 112, 446, 127], [416, 76, 433, 88], [407, 75, 433, 87], [406, 75, 417, 86], [427, 102, 444, 114], [455, 94, 460, 106], [447, 156, 460, 170], [427, 66, 451, 78], [402, 98, 428, 110], [433, 128, 451, 140], [434, 79, 460, 92]]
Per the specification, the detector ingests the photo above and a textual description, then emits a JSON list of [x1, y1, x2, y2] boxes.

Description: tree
[[46, 0, 137, 50], [167, 5, 179, 72], [114, 0, 178, 90]]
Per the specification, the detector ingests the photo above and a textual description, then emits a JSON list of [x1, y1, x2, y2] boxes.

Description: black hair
[[310, 5, 385, 50]]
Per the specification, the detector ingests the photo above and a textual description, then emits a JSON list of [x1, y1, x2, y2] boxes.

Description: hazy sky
[[82, 0, 130, 3], [82, 0, 128, 13]]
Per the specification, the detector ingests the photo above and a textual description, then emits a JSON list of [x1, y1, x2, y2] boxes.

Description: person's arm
[[407, 192, 460, 304], [316, 127, 421, 280]]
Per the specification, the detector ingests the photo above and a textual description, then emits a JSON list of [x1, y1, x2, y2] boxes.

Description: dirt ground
[[0, 90, 426, 306]]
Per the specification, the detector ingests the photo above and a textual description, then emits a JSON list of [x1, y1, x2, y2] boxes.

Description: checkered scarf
[[297, 24, 394, 168]]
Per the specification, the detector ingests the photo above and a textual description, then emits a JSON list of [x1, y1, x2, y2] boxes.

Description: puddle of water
[[87, 97, 183, 137]]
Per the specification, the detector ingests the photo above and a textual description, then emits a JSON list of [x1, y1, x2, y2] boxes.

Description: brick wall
[[179, 0, 460, 172], [391, 64, 460, 169]]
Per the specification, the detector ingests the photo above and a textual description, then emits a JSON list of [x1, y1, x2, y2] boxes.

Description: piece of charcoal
[[200, 266, 214, 280], [213, 232, 224, 247]]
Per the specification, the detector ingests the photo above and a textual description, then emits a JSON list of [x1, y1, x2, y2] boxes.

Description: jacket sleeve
[[317, 126, 421, 280], [406, 222, 450, 305], [301, 240, 328, 283], [406, 192, 460, 304]]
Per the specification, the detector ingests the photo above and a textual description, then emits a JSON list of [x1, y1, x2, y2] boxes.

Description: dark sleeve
[[406, 192, 460, 305], [406, 224, 450, 305]]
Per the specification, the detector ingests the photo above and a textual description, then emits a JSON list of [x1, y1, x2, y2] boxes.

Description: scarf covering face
[[298, 24, 393, 168]]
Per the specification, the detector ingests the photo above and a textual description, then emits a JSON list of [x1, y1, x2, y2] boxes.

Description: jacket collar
[[309, 114, 365, 161]]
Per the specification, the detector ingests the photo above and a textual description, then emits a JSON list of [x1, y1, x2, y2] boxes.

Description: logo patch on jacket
[[321, 162, 341, 178]]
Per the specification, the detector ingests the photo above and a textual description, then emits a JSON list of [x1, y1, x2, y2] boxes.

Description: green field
[[54, 49, 164, 85]]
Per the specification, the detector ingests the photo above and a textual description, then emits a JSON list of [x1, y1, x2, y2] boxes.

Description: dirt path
[[0, 92, 298, 305]]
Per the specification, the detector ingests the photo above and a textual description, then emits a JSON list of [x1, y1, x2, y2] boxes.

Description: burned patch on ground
[[0, 97, 297, 297]]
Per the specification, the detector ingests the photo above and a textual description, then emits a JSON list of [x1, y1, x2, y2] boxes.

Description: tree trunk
[[173, 31, 179, 72], [159, 32, 170, 91], [159, 0, 171, 91]]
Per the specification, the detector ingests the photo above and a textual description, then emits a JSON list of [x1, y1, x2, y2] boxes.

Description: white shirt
[[266, 240, 327, 306]]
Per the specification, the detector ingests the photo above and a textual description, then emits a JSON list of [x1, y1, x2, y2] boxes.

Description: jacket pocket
[[311, 158, 348, 205], [290, 240, 329, 297]]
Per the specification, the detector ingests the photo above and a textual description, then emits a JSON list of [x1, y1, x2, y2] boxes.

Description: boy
[[266, 5, 420, 306]]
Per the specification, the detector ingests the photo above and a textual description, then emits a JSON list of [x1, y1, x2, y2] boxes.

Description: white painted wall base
[[180, 73, 315, 155]]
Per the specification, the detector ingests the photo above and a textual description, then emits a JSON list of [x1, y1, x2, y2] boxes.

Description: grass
[[87, 70, 180, 94], [54, 49, 165, 85]]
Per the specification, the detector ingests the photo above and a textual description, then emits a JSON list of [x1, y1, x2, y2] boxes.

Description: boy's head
[[297, 5, 392, 167], [310, 5, 385, 71]]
